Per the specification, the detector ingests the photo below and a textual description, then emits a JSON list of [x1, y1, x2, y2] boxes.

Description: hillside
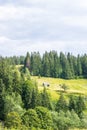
[[32, 76, 87, 99]]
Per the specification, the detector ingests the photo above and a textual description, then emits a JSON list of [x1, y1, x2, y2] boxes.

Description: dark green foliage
[[69, 95, 77, 111], [57, 110, 71, 130], [53, 51, 61, 78], [30, 52, 42, 76], [80, 114, 87, 128], [61, 84, 68, 92], [69, 95, 86, 117], [5, 111, 22, 129], [59, 52, 73, 79], [56, 94, 68, 112], [22, 109, 40, 128], [4, 93, 24, 117], [67, 53, 75, 78], [42, 52, 51, 77], [0, 79, 5, 120], [31, 85, 39, 108], [52, 110, 81, 130], [77, 55, 82, 76], [4, 51, 87, 79], [65, 110, 80, 128], [76, 96, 86, 117], [35, 106, 53, 129], [0, 59, 13, 90], [8, 56, 25, 65], [12, 70, 21, 93], [21, 80, 39, 109], [20, 67, 31, 80], [0, 52, 87, 130], [24, 52, 30, 70], [40, 87, 52, 110], [21, 80, 34, 109], [81, 54, 87, 77]]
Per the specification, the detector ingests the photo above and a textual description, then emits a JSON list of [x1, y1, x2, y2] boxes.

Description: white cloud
[[63, 16, 87, 28], [0, 0, 87, 56], [0, 36, 87, 56]]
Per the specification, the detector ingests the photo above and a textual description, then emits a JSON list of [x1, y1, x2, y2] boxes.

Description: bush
[[5, 112, 22, 129]]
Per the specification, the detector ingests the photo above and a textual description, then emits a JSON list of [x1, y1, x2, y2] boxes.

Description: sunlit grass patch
[[32, 76, 87, 100]]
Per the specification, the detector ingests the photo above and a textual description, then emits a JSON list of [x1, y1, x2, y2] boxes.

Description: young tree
[[21, 80, 38, 109], [35, 106, 53, 129], [24, 52, 30, 70], [76, 96, 86, 117], [0, 79, 5, 120], [69, 95, 77, 112], [22, 109, 40, 128], [5, 111, 22, 129], [67, 53, 75, 78], [57, 110, 70, 130], [77, 55, 82, 76], [61, 84, 68, 92], [12, 70, 21, 94], [4, 93, 24, 117], [69, 95, 86, 117], [0, 59, 13, 90], [56, 94, 68, 112], [41, 87, 52, 110], [31, 85, 39, 109]]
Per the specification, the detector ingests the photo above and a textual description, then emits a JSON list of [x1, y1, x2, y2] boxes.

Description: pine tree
[[24, 52, 30, 70], [30, 52, 42, 76], [77, 55, 82, 76], [76, 96, 86, 117], [69, 95, 77, 112], [81, 54, 87, 77], [12, 70, 21, 94], [56, 94, 68, 112], [0, 79, 5, 120], [42, 52, 50, 77], [67, 53, 75, 78], [60, 52, 72, 79], [41, 87, 52, 109], [31, 86, 39, 108]]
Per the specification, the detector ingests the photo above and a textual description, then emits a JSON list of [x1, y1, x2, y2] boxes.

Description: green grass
[[31, 76, 87, 100]]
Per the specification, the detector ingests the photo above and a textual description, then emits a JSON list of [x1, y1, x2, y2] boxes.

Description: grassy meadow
[[32, 76, 87, 100]]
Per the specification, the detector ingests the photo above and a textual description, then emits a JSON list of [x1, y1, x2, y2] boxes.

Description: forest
[[4, 51, 87, 79], [0, 51, 87, 130]]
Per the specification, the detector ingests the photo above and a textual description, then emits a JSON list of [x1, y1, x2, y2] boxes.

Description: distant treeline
[[2, 51, 87, 79]]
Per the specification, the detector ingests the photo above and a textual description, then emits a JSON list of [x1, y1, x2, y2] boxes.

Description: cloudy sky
[[0, 0, 87, 56]]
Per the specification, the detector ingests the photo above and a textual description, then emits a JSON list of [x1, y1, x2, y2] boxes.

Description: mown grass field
[[31, 76, 87, 100]]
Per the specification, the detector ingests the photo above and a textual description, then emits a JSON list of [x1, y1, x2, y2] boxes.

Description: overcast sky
[[0, 0, 87, 56]]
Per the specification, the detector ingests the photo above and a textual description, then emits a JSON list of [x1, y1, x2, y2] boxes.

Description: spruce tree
[[76, 96, 86, 117], [41, 87, 52, 109], [42, 52, 50, 77], [24, 52, 30, 70], [56, 94, 68, 112], [77, 55, 82, 76], [30, 52, 42, 76], [0, 79, 5, 120]]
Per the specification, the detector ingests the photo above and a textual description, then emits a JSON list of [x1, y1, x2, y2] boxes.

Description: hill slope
[[32, 76, 87, 99]]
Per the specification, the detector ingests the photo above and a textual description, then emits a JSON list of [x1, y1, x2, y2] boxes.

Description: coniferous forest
[[5, 51, 87, 79], [0, 52, 87, 130]]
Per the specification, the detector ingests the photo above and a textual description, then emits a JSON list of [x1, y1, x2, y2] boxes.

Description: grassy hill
[[32, 76, 87, 100]]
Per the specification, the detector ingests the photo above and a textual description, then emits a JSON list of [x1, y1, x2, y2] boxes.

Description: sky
[[0, 0, 87, 56]]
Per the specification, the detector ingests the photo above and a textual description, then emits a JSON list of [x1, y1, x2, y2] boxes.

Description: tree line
[[4, 51, 87, 79], [3, 51, 87, 79]]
